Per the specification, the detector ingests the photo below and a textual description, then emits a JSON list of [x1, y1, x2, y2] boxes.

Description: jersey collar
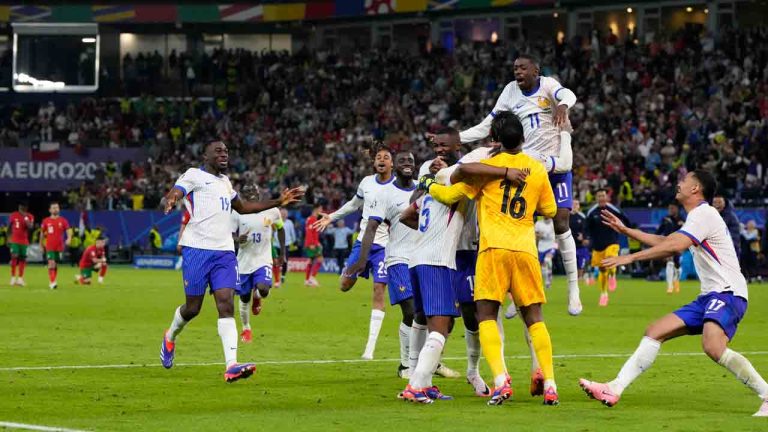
[[521, 78, 541, 97]]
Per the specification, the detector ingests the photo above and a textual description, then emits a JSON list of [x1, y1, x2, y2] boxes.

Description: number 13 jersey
[[453, 152, 557, 258]]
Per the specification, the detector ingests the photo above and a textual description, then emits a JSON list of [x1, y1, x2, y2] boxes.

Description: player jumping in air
[[76, 237, 107, 285], [580, 170, 768, 417], [312, 147, 394, 360], [458, 54, 582, 316], [231, 183, 286, 343], [160, 140, 303, 382], [41, 202, 71, 290], [427, 111, 560, 406], [586, 188, 631, 306], [8, 202, 34, 286]]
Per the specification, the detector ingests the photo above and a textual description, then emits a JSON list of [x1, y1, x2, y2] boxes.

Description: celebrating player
[[75, 237, 107, 285], [427, 111, 560, 406], [657, 203, 685, 293], [40, 202, 71, 290], [580, 170, 768, 417], [458, 54, 582, 316], [160, 140, 303, 382], [231, 183, 286, 343], [535, 217, 557, 290], [303, 203, 325, 287], [346, 151, 417, 377], [312, 147, 394, 360], [586, 188, 631, 306], [8, 202, 34, 286]]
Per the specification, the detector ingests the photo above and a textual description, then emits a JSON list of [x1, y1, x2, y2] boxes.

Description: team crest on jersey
[[399, 285, 406, 292], [537, 96, 551, 110], [263, 217, 272, 227]]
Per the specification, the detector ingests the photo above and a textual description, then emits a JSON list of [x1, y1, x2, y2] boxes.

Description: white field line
[[2, 351, 768, 372], [0, 421, 90, 432]]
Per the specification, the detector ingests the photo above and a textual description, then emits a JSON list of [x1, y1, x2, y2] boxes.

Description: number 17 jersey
[[453, 152, 557, 258]]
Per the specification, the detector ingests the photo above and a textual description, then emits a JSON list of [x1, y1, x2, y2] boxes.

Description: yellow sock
[[528, 322, 554, 384], [479, 320, 507, 387], [599, 271, 607, 294]]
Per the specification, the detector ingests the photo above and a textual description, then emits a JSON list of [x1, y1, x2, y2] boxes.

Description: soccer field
[[1, 266, 767, 431]]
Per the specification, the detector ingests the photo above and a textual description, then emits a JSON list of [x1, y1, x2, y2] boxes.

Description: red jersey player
[[8, 202, 34, 286], [40, 202, 71, 290], [303, 203, 324, 287], [76, 237, 107, 285]]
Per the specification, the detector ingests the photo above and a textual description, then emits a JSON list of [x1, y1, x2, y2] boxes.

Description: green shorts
[[305, 245, 323, 259], [46, 251, 62, 262], [9, 243, 28, 258], [272, 246, 279, 259], [80, 267, 93, 279]]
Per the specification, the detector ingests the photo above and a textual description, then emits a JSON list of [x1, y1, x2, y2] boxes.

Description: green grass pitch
[[1, 265, 767, 431]]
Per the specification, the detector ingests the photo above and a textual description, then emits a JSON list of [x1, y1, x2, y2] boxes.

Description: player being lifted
[[75, 237, 107, 285], [231, 183, 286, 344], [8, 202, 34, 286], [312, 147, 394, 360], [40, 202, 71, 290], [580, 170, 768, 417], [426, 112, 560, 406], [160, 140, 303, 382], [346, 151, 418, 378], [458, 54, 582, 316], [535, 217, 557, 290]]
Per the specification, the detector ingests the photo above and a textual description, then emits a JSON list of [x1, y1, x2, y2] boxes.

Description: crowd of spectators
[[1, 25, 767, 212]]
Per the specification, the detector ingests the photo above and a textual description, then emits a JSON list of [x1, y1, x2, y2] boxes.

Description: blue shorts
[[386, 264, 414, 305], [181, 247, 238, 296], [454, 250, 477, 304], [236, 266, 273, 295], [538, 248, 557, 263], [673, 291, 748, 340], [410, 265, 459, 317], [577, 247, 591, 269], [549, 171, 573, 209], [344, 240, 388, 284]]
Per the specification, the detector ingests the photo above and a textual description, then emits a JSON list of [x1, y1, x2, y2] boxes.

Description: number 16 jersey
[[452, 152, 557, 258]]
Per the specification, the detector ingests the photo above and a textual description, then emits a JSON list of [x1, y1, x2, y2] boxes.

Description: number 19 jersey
[[174, 167, 238, 251], [407, 194, 467, 270]]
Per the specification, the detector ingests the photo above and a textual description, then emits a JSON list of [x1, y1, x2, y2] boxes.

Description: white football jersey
[[408, 193, 466, 269], [678, 203, 748, 300], [461, 76, 575, 158], [231, 208, 282, 274], [175, 167, 237, 251], [356, 175, 393, 247], [535, 218, 557, 252], [369, 180, 419, 267]]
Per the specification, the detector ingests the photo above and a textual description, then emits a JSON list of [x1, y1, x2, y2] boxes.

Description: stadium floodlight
[[82, 37, 96, 43], [627, 7, 633, 13]]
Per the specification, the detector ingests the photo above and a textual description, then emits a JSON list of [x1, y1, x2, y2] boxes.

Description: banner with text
[[0, 148, 147, 191]]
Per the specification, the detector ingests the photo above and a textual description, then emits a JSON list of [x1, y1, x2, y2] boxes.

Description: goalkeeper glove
[[418, 174, 436, 191]]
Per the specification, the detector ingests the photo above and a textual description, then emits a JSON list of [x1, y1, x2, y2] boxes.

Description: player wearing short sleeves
[[231, 184, 286, 344], [586, 189, 631, 306], [40, 202, 71, 290], [657, 203, 685, 294], [570, 200, 592, 285], [75, 237, 107, 285], [580, 170, 768, 417], [8, 202, 34, 287], [303, 204, 324, 287], [427, 111, 560, 406], [346, 151, 417, 378], [535, 218, 557, 290], [159, 141, 303, 382], [458, 54, 583, 316], [312, 147, 394, 360]]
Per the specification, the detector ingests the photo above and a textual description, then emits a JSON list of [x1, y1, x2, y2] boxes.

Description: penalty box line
[[2, 351, 768, 372]]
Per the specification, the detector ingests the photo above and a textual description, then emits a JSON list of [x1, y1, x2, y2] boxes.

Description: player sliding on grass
[[579, 170, 768, 416], [231, 183, 286, 344], [160, 140, 303, 383], [426, 112, 560, 406]]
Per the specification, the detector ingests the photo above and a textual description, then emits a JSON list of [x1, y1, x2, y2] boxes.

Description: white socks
[[521, 318, 540, 373], [167, 306, 188, 342], [543, 256, 553, 286], [465, 329, 481, 377], [556, 230, 580, 296], [409, 322, 428, 371], [410, 332, 445, 389], [363, 309, 385, 358], [239, 298, 251, 330], [666, 261, 675, 290], [609, 336, 661, 395], [719, 348, 768, 399], [217, 317, 239, 368], [399, 322, 411, 368]]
